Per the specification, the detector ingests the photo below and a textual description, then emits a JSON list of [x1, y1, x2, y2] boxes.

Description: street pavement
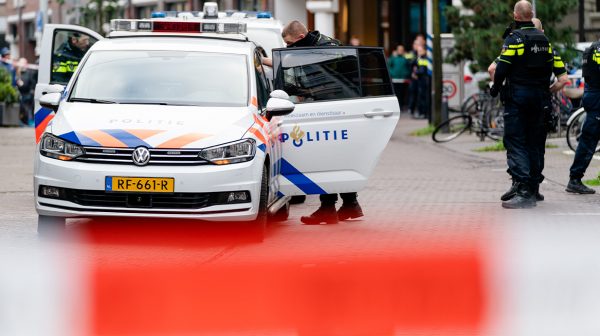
[[3, 117, 600, 335]]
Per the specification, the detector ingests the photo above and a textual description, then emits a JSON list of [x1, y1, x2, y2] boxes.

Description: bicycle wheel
[[566, 108, 586, 152], [485, 106, 504, 141], [432, 115, 472, 143]]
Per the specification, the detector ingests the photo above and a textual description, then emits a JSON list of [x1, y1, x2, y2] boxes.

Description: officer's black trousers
[[569, 91, 600, 179], [320, 193, 358, 206], [503, 85, 550, 187]]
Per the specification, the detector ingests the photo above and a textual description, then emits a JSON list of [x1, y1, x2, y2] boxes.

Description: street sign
[[442, 79, 457, 100]]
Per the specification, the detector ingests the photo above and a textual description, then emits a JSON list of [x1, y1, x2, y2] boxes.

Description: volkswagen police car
[[33, 9, 399, 236]]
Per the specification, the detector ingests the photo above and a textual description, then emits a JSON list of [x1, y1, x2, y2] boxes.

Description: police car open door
[[272, 47, 400, 195], [35, 24, 102, 142]]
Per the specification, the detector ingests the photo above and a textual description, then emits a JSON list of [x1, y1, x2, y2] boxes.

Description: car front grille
[[77, 147, 210, 165], [64, 189, 215, 209]]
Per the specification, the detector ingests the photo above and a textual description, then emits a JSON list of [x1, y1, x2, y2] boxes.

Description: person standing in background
[[388, 44, 411, 110], [16, 58, 36, 126]]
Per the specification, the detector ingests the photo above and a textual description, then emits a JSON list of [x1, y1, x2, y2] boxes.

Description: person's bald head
[[514, 0, 534, 21], [532, 17, 543, 31], [282, 20, 308, 46]]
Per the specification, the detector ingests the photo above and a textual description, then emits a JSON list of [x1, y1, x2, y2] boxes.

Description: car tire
[[37, 215, 65, 235], [247, 165, 268, 242], [270, 201, 290, 222]]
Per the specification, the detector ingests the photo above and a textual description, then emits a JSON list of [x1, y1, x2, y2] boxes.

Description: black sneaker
[[502, 183, 536, 209], [300, 205, 338, 225], [501, 181, 518, 201], [337, 202, 364, 221], [566, 178, 596, 194]]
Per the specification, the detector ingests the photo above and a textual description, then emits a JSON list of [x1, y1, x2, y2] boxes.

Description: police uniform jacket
[[493, 21, 566, 89], [288, 31, 341, 48], [583, 41, 600, 91]]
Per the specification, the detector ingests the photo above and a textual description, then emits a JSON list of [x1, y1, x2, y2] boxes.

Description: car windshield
[[70, 50, 248, 107]]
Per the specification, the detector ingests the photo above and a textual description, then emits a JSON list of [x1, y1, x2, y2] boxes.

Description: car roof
[[92, 35, 254, 55]]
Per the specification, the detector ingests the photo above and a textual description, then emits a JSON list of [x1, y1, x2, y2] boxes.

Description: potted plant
[[0, 67, 19, 126]]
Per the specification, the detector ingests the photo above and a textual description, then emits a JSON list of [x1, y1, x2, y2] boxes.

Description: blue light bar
[[256, 11, 272, 19], [151, 11, 166, 18]]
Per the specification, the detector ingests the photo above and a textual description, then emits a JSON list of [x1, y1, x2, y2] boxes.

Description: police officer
[[565, 40, 600, 194], [265, 20, 361, 224], [490, 1, 567, 208], [489, 17, 569, 202], [52, 33, 90, 84], [415, 45, 431, 121]]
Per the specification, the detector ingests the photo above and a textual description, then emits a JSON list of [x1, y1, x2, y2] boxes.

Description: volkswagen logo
[[132, 147, 151, 166]]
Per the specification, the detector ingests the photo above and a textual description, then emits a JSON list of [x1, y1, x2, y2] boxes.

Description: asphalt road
[[3, 118, 600, 335]]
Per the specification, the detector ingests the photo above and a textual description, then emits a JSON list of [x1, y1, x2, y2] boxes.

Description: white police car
[[33, 15, 399, 237]]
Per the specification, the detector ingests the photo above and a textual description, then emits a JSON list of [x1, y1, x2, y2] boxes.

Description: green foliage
[[0, 67, 18, 105], [409, 125, 436, 136], [446, 0, 577, 72], [474, 140, 505, 152], [77, 0, 123, 33], [584, 178, 600, 186]]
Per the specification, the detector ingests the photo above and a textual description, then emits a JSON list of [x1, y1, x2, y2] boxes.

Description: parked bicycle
[[565, 107, 600, 153], [432, 91, 503, 143]]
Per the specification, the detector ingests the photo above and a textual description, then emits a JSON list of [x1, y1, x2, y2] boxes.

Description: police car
[[33, 9, 399, 237]]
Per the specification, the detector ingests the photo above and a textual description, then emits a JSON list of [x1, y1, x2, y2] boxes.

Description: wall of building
[[274, 0, 307, 27]]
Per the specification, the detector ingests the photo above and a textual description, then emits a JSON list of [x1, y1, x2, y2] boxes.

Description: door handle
[[364, 110, 394, 118]]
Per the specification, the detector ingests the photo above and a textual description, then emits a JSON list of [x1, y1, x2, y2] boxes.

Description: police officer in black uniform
[[491, 0, 567, 208], [267, 20, 362, 224], [52, 33, 90, 84], [566, 41, 600, 194], [490, 17, 569, 202]]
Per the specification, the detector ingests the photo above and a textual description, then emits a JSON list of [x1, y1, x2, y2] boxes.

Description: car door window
[[273, 47, 394, 102], [358, 48, 394, 97], [254, 52, 270, 110], [50, 29, 97, 85], [274, 48, 361, 103]]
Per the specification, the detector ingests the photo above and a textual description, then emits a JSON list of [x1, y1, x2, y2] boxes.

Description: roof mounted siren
[[203, 2, 219, 19]]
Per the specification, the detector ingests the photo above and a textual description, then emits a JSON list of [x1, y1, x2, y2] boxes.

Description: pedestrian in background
[[415, 44, 431, 120], [349, 36, 361, 46], [407, 35, 424, 118], [388, 44, 411, 110], [490, 0, 567, 208], [0, 47, 16, 88], [565, 37, 600, 194], [16, 58, 36, 126]]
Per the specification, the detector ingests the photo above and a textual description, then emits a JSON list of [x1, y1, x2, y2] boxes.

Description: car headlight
[[40, 133, 84, 161], [199, 139, 256, 165]]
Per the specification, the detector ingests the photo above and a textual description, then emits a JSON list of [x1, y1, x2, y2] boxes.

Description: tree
[[446, 0, 577, 73], [79, 0, 124, 34]]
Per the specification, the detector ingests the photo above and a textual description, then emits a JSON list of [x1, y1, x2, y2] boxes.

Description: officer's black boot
[[300, 204, 338, 225], [500, 179, 518, 201], [338, 201, 364, 221], [502, 182, 536, 209], [566, 178, 596, 194]]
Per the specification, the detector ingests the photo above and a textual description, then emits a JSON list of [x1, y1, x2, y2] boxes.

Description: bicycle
[[432, 91, 503, 143], [564, 107, 600, 153]]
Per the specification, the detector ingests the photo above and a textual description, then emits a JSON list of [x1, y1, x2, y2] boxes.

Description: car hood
[[50, 103, 255, 149]]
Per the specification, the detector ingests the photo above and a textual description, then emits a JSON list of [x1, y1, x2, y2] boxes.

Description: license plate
[[105, 177, 174, 193]]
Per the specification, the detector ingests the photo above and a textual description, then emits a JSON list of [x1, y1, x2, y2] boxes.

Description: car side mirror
[[39, 92, 62, 111], [269, 89, 290, 100], [41, 84, 65, 95], [266, 97, 295, 120]]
